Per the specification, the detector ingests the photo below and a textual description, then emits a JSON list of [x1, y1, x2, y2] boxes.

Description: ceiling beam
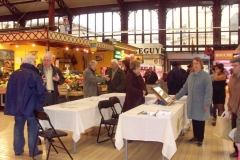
[[0, 0, 21, 17], [117, 0, 124, 13], [0, 0, 37, 7], [55, 0, 73, 18]]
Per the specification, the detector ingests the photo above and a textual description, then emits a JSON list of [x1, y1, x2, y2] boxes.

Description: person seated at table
[[173, 57, 212, 147], [83, 60, 110, 98], [105, 59, 126, 93], [122, 60, 148, 112]]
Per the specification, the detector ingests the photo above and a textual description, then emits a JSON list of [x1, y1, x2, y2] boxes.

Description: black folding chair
[[33, 110, 73, 160], [109, 96, 123, 119], [97, 100, 118, 148]]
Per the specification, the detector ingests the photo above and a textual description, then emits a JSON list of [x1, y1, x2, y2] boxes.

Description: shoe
[[212, 122, 216, 126], [15, 151, 24, 156], [30, 150, 43, 157], [230, 152, 238, 157], [197, 141, 202, 147], [189, 137, 198, 142]]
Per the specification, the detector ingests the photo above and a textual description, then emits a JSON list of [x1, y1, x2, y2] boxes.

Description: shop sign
[[130, 43, 163, 54], [137, 48, 161, 54], [214, 50, 234, 60]]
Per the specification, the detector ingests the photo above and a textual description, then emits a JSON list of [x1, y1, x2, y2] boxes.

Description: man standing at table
[[4, 55, 47, 156], [83, 60, 110, 98], [105, 59, 125, 93], [39, 52, 64, 106], [228, 56, 240, 157]]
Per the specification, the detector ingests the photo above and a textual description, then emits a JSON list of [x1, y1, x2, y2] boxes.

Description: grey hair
[[89, 60, 97, 67], [22, 55, 36, 64], [111, 59, 118, 64], [44, 51, 53, 61]]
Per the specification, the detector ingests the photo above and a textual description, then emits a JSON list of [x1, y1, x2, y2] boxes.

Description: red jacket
[[123, 69, 148, 112]]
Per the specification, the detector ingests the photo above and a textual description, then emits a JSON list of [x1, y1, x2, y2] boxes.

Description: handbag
[[213, 112, 232, 141]]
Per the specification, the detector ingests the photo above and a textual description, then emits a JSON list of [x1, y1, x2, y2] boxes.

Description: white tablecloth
[[100, 93, 156, 105], [40, 93, 155, 143], [115, 102, 187, 160], [41, 97, 111, 142]]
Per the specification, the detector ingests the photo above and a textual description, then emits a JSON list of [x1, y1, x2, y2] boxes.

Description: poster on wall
[[143, 59, 161, 65], [28, 51, 38, 59], [0, 49, 14, 72]]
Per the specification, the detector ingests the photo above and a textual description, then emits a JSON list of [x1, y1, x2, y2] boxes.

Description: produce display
[[63, 74, 83, 92]]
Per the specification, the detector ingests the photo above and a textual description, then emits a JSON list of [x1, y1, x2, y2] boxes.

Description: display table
[[115, 101, 188, 160], [41, 96, 112, 152], [100, 93, 156, 106]]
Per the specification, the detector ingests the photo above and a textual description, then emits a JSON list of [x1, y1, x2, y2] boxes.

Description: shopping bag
[[213, 112, 232, 141], [228, 128, 236, 141]]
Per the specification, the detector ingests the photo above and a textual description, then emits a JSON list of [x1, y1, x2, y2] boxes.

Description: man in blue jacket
[[4, 55, 47, 157]]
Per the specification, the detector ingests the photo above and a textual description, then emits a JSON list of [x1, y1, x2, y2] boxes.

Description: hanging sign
[[90, 38, 98, 52]]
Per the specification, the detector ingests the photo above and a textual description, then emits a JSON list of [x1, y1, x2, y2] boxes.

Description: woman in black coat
[[122, 60, 148, 112]]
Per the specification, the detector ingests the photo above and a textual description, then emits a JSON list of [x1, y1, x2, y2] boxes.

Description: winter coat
[[175, 70, 212, 121], [123, 69, 148, 112], [4, 63, 47, 117], [105, 67, 126, 93], [167, 66, 183, 95], [38, 64, 65, 104], [148, 71, 158, 84], [83, 67, 105, 98]]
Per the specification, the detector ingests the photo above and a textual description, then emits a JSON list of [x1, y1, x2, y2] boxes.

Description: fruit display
[[63, 74, 83, 92]]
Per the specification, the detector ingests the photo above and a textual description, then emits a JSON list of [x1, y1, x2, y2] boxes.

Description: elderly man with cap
[[228, 56, 240, 157]]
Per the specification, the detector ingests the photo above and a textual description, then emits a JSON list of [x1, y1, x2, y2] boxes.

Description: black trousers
[[42, 92, 55, 107], [192, 120, 205, 142], [232, 113, 238, 153]]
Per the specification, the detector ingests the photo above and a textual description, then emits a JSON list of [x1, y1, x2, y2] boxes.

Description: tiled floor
[[0, 109, 237, 160]]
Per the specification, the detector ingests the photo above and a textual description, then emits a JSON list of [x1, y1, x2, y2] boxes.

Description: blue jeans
[[14, 116, 39, 156]]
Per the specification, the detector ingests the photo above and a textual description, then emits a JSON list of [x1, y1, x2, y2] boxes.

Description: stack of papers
[[156, 110, 172, 117]]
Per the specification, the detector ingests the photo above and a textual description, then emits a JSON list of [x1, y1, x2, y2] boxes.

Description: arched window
[[128, 9, 159, 44]]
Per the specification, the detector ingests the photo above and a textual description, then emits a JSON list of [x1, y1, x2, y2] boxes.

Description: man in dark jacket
[[4, 55, 47, 157], [39, 52, 64, 106], [148, 67, 158, 84], [105, 59, 126, 93], [167, 61, 183, 95]]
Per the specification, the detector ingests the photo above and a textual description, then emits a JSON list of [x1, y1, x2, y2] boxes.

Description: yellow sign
[[90, 38, 98, 52]]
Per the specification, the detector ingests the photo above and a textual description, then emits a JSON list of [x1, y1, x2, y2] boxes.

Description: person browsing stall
[[83, 60, 110, 98], [105, 59, 126, 93], [173, 57, 212, 147], [122, 60, 148, 112]]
